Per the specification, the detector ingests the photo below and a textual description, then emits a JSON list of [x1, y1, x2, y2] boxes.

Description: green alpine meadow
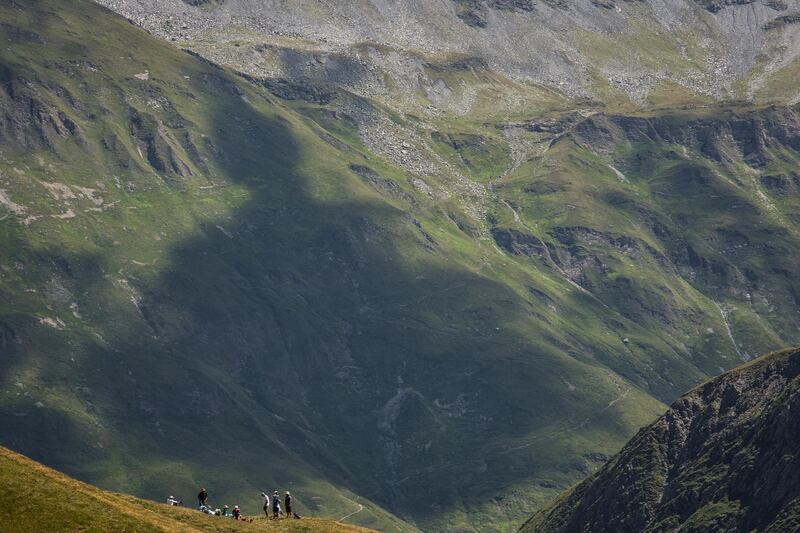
[[1, 0, 799, 531]]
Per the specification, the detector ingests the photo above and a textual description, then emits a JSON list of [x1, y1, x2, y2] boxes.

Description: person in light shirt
[[261, 492, 270, 518]]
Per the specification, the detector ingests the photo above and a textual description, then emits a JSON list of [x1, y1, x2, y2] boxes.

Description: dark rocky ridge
[[764, 12, 800, 28], [523, 347, 800, 532]]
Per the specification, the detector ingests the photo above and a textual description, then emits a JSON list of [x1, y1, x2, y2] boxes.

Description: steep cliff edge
[[523, 347, 800, 532]]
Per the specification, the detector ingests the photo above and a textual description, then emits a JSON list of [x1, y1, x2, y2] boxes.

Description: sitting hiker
[[233, 505, 241, 520], [166, 495, 181, 506], [221, 505, 230, 517]]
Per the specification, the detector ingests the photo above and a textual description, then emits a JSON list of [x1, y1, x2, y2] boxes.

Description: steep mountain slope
[[523, 347, 800, 532], [495, 105, 800, 372], [98, 0, 800, 112], [0, 445, 374, 533], [0, 2, 415, 530], [2, 1, 800, 532]]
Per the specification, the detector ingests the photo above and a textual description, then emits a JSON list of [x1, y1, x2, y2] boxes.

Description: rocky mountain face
[[523, 347, 800, 532], [1, 0, 800, 532], [96, 0, 800, 110]]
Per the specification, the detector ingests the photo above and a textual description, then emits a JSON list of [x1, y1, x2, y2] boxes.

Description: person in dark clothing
[[198, 488, 208, 508], [272, 490, 281, 518], [284, 492, 292, 518]]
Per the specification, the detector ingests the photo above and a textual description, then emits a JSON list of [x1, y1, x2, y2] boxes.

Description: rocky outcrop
[[570, 105, 800, 169], [0, 75, 83, 149], [523, 347, 800, 533], [128, 107, 193, 178], [764, 12, 800, 29], [694, 0, 757, 12], [452, 0, 536, 28], [490, 0, 536, 11]]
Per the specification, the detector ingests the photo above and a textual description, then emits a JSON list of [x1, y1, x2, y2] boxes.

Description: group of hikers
[[165, 487, 298, 521]]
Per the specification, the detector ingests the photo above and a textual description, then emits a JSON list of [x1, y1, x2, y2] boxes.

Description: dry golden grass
[[0, 446, 374, 533]]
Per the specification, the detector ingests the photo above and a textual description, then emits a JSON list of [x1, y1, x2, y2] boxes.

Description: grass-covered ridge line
[[0, 445, 374, 533]]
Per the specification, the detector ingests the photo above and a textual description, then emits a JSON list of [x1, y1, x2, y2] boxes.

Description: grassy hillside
[[0, 1, 416, 530], [0, 445, 373, 533], [0, 1, 799, 532]]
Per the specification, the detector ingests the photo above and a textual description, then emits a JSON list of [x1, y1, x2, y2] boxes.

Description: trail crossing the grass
[[337, 496, 364, 523]]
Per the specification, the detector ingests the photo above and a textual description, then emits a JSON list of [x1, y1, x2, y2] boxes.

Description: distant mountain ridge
[[523, 347, 800, 532]]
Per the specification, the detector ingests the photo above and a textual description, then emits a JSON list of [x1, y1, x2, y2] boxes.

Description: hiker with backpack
[[198, 487, 208, 508], [272, 490, 281, 518]]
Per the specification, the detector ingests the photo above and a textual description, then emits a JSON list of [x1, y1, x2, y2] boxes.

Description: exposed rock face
[[571, 105, 800, 168], [764, 12, 800, 29], [452, 0, 536, 27], [523, 347, 800, 532], [95, 0, 800, 109], [695, 0, 757, 12], [0, 75, 83, 149]]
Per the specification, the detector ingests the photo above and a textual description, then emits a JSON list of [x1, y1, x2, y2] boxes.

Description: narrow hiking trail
[[338, 496, 364, 524]]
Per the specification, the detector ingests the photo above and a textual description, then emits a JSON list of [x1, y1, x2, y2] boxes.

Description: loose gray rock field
[[96, 0, 800, 110]]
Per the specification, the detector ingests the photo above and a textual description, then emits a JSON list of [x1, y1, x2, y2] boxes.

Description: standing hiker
[[198, 487, 208, 508], [284, 491, 293, 519], [272, 490, 281, 518], [261, 492, 270, 518]]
